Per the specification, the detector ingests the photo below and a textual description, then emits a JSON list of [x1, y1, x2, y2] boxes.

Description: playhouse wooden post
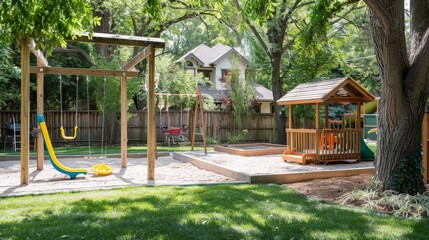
[[121, 75, 127, 168], [315, 103, 320, 129], [20, 38, 30, 185], [363, 102, 366, 139], [356, 102, 361, 129], [324, 104, 329, 128], [423, 112, 428, 182], [288, 104, 293, 150], [147, 49, 156, 180], [36, 61, 44, 170], [356, 102, 362, 160]]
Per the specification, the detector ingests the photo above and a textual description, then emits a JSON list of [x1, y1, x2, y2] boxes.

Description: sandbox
[[173, 151, 374, 184], [214, 143, 286, 156]]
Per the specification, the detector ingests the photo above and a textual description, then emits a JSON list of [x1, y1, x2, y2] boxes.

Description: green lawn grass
[[0, 145, 213, 157], [0, 184, 427, 239], [1, 143, 376, 157]]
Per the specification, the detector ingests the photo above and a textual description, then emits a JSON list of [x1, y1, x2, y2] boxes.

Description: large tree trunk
[[377, 89, 427, 192], [271, 54, 286, 144], [92, 1, 113, 60], [365, 0, 429, 193]]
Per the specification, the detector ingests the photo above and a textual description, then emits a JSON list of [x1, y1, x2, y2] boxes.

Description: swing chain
[[75, 76, 79, 125], [87, 76, 91, 156], [59, 75, 63, 128], [101, 76, 106, 157]]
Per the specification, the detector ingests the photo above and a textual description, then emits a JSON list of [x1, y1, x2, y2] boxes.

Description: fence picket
[[0, 110, 284, 147]]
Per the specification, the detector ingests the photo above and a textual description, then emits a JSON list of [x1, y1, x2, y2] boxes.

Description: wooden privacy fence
[[0, 110, 277, 147]]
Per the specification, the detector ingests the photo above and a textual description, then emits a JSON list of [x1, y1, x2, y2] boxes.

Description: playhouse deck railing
[[287, 128, 361, 162]]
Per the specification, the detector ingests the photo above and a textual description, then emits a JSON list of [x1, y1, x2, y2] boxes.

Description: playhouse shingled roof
[[277, 77, 375, 105]]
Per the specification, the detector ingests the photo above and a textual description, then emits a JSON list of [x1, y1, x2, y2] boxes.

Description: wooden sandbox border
[[214, 143, 287, 157], [173, 152, 374, 184]]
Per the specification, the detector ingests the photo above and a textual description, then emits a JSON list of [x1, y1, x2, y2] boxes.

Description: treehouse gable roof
[[277, 77, 375, 105]]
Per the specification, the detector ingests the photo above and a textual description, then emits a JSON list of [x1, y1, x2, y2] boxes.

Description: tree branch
[[202, 13, 242, 38], [130, 15, 139, 36], [410, 0, 429, 58], [149, 12, 199, 36], [409, 27, 429, 95], [279, 0, 302, 47], [280, 50, 296, 80], [281, 37, 296, 56], [232, 0, 272, 59], [282, 0, 308, 27], [53, 45, 96, 66], [363, 0, 393, 31], [330, 5, 365, 25], [337, 0, 360, 8]]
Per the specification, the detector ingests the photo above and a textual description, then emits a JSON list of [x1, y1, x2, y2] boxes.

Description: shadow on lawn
[[1, 184, 429, 239]]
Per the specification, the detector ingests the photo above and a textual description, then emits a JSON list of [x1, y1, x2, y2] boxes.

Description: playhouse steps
[[282, 150, 316, 165]]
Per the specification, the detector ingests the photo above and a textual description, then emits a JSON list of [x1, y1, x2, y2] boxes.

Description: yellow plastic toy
[[92, 162, 113, 176]]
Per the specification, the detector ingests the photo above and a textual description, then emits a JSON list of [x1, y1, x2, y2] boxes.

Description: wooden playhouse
[[277, 77, 375, 164]]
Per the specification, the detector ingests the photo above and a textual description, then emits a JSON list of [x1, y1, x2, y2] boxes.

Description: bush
[[226, 129, 248, 144], [392, 150, 426, 195]]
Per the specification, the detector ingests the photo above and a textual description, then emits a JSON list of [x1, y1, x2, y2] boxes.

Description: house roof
[[199, 83, 273, 103], [199, 84, 229, 103], [176, 43, 248, 67], [251, 83, 273, 102], [277, 77, 375, 105]]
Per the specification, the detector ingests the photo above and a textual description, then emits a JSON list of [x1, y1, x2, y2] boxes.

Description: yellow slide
[[38, 114, 87, 179]]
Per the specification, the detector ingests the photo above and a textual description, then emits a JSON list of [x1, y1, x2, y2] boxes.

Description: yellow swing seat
[[60, 125, 78, 140]]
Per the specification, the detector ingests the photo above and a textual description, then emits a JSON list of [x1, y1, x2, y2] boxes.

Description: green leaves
[[243, 0, 277, 24], [155, 56, 197, 110], [0, 0, 94, 53], [0, 44, 21, 109], [392, 149, 426, 195], [145, 0, 163, 20], [226, 63, 256, 127], [300, 0, 349, 48]]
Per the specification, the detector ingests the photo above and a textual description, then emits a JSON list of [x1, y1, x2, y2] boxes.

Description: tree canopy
[[0, 0, 95, 52]]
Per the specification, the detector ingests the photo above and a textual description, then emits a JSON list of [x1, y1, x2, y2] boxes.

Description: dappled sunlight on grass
[[0, 185, 428, 239]]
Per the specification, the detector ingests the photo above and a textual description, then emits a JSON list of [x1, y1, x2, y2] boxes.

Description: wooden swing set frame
[[19, 33, 165, 184], [155, 89, 207, 154]]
